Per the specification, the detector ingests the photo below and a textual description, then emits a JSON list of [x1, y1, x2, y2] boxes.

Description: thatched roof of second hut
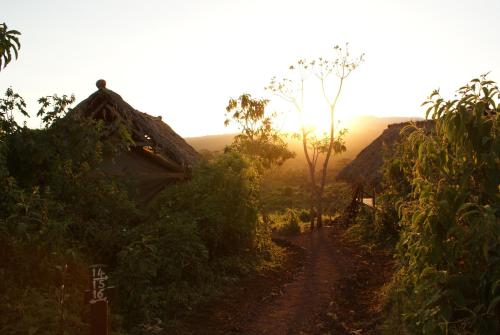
[[336, 120, 433, 188]]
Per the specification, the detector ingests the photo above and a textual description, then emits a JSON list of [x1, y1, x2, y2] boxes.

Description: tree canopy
[[0, 23, 21, 71], [225, 93, 294, 168]]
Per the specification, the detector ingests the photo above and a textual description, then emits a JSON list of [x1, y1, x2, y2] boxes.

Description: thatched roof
[[72, 80, 200, 170], [336, 120, 433, 188], [70, 80, 200, 202]]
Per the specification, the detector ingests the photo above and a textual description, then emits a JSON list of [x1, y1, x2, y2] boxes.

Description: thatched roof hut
[[336, 120, 432, 189], [71, 79, 200, 202]]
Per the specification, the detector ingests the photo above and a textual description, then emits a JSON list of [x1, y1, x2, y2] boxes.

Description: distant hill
[[186, 115, 422, 170], [184, 133, 236, 153]]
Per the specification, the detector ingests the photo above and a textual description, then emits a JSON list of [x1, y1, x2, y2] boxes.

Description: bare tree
[[267, 44, 363, 228]]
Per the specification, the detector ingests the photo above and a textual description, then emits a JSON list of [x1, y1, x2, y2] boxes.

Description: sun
[[269, 96, 352, 138], [301, 101, 352, 137]]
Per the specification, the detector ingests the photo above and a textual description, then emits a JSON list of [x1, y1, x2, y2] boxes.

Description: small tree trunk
[[315, 189, 321, 228], [309, 204, 316, 230], [317, 208, 323, 228], [315, 187, 324, 228], [308, 189, 315, 230], [307, 167, 317, 231]]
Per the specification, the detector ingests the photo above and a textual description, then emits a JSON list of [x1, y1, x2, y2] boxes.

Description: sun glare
[[271, 94, 352, 138]]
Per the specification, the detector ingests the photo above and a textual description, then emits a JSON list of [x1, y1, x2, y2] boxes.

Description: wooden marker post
[[88, 264, 110, 335]]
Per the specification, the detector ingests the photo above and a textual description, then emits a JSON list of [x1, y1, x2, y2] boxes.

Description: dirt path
[[245, 228, 345, 334], [178, 226, 393, 335]]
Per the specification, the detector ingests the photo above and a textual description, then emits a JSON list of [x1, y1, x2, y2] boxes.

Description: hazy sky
[[2, 0, 500, 136]]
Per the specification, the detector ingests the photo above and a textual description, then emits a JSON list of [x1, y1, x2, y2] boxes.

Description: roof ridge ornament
[[96, 79, 106, 89]]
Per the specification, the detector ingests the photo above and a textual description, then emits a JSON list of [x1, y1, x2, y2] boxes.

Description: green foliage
[[37, 94, 76, 127], [0, 87, 27, 133], [115, 217, 212, 331], [261, 182, 308, 212], [302, 128, 348, 161], [225, 93, 295, 168], [282, 209, 302, 234], [4, 111, 139, 263], [384, 76, 500, 334], [112, 152, 279, 331], [345, 206, 379, 252], [0, 90, 140, 334], [155, 152, 262, 258], [298, 208, 312, 222], [0, 181, 91, 335], [355, 205, 374, 226], [268, 208, 304, 235], [0, 23, 21, 71], [373, 141, 415, 241], [0, 244, 88, 335], [322, 181, 352, 218]]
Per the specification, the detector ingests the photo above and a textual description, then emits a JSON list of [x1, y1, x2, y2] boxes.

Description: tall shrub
[[389, 76, 500, 334], [155, 152, 262, 258]]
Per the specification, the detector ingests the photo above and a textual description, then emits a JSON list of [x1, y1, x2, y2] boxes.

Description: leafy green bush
[[270, 209, 303, 235], [115, 217, 212, 331], [0, 90, 139, 334], [384, 76, 500, 334], [345, 206, 378, 252], [284, 209, 302, 234], [109, 152, 278, 332], [154, 152, 262, 258], [298, 209, 312, 222], [368, 144, 415, 244]]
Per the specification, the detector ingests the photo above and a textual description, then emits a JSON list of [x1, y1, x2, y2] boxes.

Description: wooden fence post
[[87, 264, 110, 335]]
